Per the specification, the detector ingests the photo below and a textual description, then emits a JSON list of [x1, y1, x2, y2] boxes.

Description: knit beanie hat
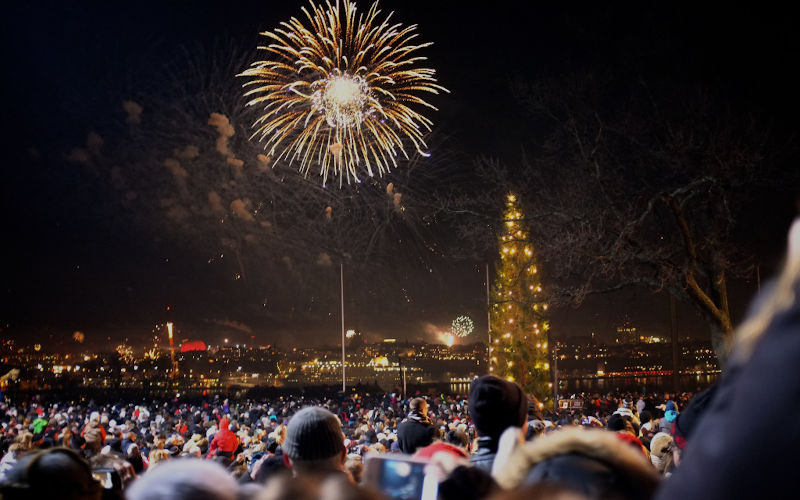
[[283, 407, 345, 461], [469, 375, 527, 439]]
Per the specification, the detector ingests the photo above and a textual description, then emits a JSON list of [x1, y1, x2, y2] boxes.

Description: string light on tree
[[239, 0, 448, 186], [489, 193, 550, 399]]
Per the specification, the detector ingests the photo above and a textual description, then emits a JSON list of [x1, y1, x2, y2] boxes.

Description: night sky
[[2, 1, 798, 350]]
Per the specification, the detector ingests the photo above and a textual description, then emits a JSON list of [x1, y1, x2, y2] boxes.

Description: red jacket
[[206, 417, 238, 458]]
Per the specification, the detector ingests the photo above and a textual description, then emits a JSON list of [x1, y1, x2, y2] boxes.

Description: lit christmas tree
[[489, 193, 551, 399]]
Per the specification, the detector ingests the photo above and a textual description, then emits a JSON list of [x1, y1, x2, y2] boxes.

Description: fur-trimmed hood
[[496, 428, 659, 497]]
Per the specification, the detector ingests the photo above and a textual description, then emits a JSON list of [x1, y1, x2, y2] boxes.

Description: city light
[[1, 318, 719, 395]]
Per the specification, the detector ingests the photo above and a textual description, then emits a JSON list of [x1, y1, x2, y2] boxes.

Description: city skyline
[[2, 305, 733, 355], [1, 333, 719, 397]]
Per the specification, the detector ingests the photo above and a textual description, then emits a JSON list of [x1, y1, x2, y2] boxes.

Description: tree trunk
[[705, 314, 733, 369]]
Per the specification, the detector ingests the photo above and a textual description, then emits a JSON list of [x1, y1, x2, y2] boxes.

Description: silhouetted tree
[[455, 73, 795, 365]]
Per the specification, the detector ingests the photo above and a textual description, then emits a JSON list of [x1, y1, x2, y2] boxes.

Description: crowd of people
[[0, 382, 690, 500], [1, 219, 798, 499]]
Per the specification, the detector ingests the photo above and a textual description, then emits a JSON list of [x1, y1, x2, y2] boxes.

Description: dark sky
[[2, 1, 798, 350]]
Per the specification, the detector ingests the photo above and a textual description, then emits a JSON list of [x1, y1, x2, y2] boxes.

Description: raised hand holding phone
[[363, 454, 438, 500]]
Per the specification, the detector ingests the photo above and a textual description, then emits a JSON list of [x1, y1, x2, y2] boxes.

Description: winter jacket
[[494, 428, 659, 499], [32, 418, 48, 435], [655, 279, 800, 499], [396, 415, 435, 454], [206, 417, 239, 459], [613, 406, 640, 425], [469, 436, 498, 472], [657, 417, 672, 435], [0, 451, 20, 481]]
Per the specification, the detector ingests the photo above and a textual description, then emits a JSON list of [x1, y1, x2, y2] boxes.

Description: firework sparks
[[116, 343, 135, 363], [451, 315, 474, 338], [239, 0, 447, 186]]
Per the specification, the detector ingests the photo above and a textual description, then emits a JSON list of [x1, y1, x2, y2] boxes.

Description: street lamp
[[167, 322, 178, 380]]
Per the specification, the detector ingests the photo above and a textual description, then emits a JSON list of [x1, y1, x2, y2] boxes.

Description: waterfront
[[558, 373, 719, 394]]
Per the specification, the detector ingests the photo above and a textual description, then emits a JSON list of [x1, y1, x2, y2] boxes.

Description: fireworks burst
[[116, 343, 135, 363], [239, 0, 448, 186], [72, 331, 85, 344], [451, 315, 474, 338]]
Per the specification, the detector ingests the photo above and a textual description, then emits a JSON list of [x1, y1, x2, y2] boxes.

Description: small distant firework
[[451, 315, 474, 338], [116, 343, 135, 363], [72, 331, 85, 343], [239, 0, 447, 186]]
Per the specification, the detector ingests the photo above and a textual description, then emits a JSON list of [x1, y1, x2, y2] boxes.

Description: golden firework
[[239, 0, 447, 186]]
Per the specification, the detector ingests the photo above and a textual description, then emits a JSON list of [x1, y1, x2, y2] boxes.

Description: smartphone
[[92, 468, 120, 490], [363, 454, 438, 500]]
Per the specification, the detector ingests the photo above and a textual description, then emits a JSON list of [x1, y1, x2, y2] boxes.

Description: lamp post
[[397, 354, 407, 401], [551, 337, 558, 409], [167, 322, 177, 381], [486, 263, 492, 374], [341, 262, 346, 392]]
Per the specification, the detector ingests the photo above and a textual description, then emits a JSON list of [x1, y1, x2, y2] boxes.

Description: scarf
[[651, 453, 663, 468], [408, 411, 431, 425]]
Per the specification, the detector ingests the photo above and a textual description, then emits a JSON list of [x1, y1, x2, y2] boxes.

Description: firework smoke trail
[[64, 40, 457, 316]]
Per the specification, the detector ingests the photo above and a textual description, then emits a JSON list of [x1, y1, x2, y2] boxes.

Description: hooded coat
[[496, 427, 660, 500], [206, 417, 238, 459]]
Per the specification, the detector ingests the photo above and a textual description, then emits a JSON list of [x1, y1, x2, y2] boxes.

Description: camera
[[363, 454, 438, 500]]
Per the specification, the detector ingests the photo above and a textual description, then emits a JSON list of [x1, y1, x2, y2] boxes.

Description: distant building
[[180, 341, 207, 353], [615, 319, 638, 344], [345, 329, 365, 349]]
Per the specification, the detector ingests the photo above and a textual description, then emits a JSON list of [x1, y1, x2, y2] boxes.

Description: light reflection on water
[[449, 382, 471, 395], [559, 374, 718, 394], [446, 374, 717, 396]]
